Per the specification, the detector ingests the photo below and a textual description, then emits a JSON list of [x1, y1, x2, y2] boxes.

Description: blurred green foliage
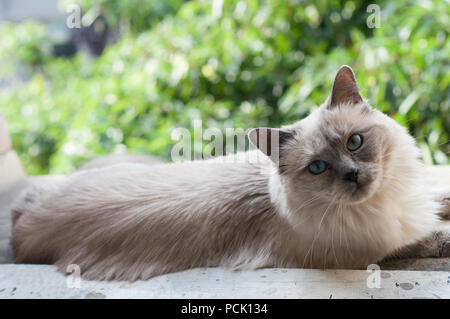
[[0, 22, 53, 76], [59, 0, 184, 33], [0, 0, 448, 174]]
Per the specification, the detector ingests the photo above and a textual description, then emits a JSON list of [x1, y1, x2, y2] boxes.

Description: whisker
[[331, 209, 339, 266], [302, 195, 337, 268], [290, 195, 323, 230], [339, 203, 354, 261]]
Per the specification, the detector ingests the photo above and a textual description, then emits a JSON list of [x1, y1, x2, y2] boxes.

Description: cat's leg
[[381, 193, 450, 262], [382, 225, 450, 261], [433, 189, 450, 220]]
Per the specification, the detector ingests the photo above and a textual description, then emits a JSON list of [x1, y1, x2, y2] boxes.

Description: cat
[[77, 154, 163, 171], [10, 66, 450, 281]]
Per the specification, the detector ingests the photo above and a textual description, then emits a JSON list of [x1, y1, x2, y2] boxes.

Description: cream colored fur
[[10, 66, 447, 280], [269, 104, 440, 268]]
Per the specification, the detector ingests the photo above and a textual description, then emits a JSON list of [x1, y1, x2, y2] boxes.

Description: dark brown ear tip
[[335, 65, 356, 83], [330, 65, 362, 107], [338, 65, 353, 72]]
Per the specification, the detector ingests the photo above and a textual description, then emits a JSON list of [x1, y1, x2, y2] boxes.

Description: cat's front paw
[[439, 231, 450, 257], [386, 228, 450, 259], [435, 230, 450, 257], [416, 230, 450, 258], [433, 190, 450, 220], [439, 196, 450, 220]]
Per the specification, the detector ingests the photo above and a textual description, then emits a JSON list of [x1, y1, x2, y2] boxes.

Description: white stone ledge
[[0, 264, 449, 299]]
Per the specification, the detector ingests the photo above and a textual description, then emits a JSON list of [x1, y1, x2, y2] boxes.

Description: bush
[[0, 0, 448, 174], [0, 22, 55, 77], [60, 0, 184, 33]]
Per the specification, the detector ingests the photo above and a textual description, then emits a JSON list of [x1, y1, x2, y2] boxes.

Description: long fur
[[10, 68, 442, 281]]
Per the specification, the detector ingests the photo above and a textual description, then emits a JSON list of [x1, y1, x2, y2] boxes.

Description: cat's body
[[12, 153, 283, 280], [10, 66, 449, 280]]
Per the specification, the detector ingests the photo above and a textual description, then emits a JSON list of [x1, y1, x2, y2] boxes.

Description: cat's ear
[[248, 128, 293, 162], [329, 65, 363, 107]]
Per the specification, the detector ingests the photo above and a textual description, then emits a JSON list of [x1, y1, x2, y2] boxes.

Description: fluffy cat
[[10, 66, 449, 281]]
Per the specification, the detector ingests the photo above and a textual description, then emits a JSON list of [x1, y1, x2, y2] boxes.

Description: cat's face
[[278, 105, 389, 204], [249, 66, 393, 204]]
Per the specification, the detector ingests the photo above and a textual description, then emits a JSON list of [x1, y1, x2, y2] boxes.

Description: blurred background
[[0, 0, 448, 175]]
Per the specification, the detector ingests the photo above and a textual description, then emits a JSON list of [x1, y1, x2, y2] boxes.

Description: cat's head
[[249, 65, 403, 205]]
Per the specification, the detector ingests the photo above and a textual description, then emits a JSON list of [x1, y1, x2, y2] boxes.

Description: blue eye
[[347, 133, 363, 151], [308, 160, 328, 175]]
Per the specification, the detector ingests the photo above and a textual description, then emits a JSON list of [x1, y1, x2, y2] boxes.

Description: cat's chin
[[340, 183, 376, 205]]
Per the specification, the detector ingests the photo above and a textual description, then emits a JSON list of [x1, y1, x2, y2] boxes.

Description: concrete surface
[[0, 264, 448, 299]]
